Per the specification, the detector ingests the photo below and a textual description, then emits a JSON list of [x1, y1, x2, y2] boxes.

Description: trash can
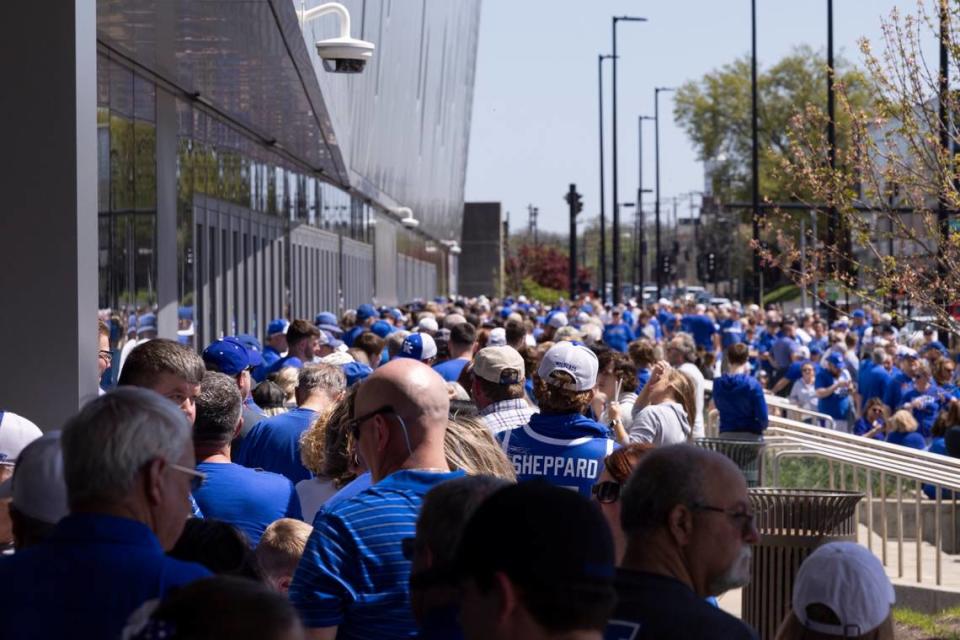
[[694, 437, 765, 487], [742, 488, 863, 639]]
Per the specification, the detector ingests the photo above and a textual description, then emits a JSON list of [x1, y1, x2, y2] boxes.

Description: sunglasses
[[591, 480, 621, 504], [347, 405, 397, 440], [692, 503, 756, 535], [169, 462, 206, 492]]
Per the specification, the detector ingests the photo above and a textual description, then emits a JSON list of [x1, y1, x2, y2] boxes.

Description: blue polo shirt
[[433, 357, 470, 382], [682, 314, 717, 350], [290, 469, 465, 639], [770, 334, 799, 370], [657, 311, 677, 335], [232, 407, 318, 483], [815, 368, 852, 421], [712, 373, 768, 434], [0, 513, 210, 639], [603, 323, 636, 353], [193, 462, 302, 545], [719, 319, 744, 349], [900, 384, 941, 438], [883, 371, 913, 412], [499, 413, 614, 497]]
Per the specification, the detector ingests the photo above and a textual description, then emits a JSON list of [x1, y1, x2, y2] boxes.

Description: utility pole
[[938, 0, 950, 305], [527, 204, 539, 246], [751, 0, 761, 305], [598, 54, 615, 298], [566, 184, 583, 300]]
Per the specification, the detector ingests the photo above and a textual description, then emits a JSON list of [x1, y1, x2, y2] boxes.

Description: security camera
[[316, 36, 375, 74], [450, 243, 462, 255], [299, 3, 375, 74], [396, 207, 419, 229]]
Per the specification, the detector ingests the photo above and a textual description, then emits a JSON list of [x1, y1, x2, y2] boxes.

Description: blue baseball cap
[[371, 320, 394, 338], [315, 312, 338, 327], [398, 333, 438, 361], [389, 308, 404, 322], [357, 304, 378, 322], [203, 338, 254, 376], [852, 309, 865, 319], [922, 341, 948, 355], [267, 318, 289, 337], [234, 334, 265, 367], [137, 313, 157, 336], [342, 361, 374, 386], [178, 306, 194, 321], [824, 351, 845, 369], [809, 345, 823, 356]]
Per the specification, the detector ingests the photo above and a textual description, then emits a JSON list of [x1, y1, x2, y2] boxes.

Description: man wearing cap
[[254, 318, 289, 382], [191, 372, 301, 546], [433, 322, 477, 382], [456, 483, 617, 640], [602, 308, 636, 354], [770, 317, 800, 387], [398, 332, 438, 365], [344, 303, 378, 347], [816, 351, 855, 432], [719, 305, 745, 352], [315, 311, 342, 338], [859, 347, 892, 407], [290, 359, 461, 640], [657, 299, 678, 339], [608, 445, 759, 639], [264, 319, 322, 377], [0, 429, 64, 550], [884, 348, 920, 411], [500, 342, 613, 498], [233, 364, 345, 484], [203, 336, 264, 440], [472, 346, 537, 435], [542, 310, 568, 342], [117, 312, 158, 375]]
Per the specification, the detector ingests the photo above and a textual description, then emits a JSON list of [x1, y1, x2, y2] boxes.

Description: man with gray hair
[[0, 389, 210, 638], [233, 363, 345, 483], [191, 372, 301, 545], [606, 445, 759, 639]]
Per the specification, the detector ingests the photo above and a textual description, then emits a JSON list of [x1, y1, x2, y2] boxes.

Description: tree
[[505, 243, 591, 301], [674, 45, 872, 204], [763, 0, 960, 330]]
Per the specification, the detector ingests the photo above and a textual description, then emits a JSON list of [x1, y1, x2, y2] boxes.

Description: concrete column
[[156, 90, 179, 339], [0, 2, 98, 429]]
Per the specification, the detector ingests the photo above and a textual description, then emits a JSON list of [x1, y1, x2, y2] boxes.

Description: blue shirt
[[885, 430, 926, 450], [500, 412, 614, 497], [432, 358, 470, 383], [784, 360, 821, 383], [0, 513, 210, 639], [636, 368, 651, 394], [815, 368, 852, 421], [883, 371, 913, 412], [290, 469, 465, 639], [232, 407, 318, 483], [682, 315, 717, 350], [322, 472, 374, 516], [603, 323, 636, 353], [657, 311, 677, 335], [343, 326, 366, 347], [712, 373, 768, 434], [900, 384, 941, 438], [860, 362, 892, 405], [853, 417, 885, 440], [194, 461, 302, 545], [265, 354, 304, 378], [719, 319, 744, 349], [253, 345, 284, 382], [770, 334, 799, 370]]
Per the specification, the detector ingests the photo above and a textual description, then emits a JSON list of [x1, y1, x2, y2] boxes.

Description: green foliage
[[762, 284, 801, 304], [518, 277, 565, 306]]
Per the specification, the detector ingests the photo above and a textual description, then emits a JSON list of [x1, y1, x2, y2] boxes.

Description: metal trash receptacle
[[742, 488, 863, 639], [694, 437, 765, 487]]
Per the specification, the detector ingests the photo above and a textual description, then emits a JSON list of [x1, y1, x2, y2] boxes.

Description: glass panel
[[134, 121, 156, 210], [110, 114, 134, 211], [134, 214, 157, 308]]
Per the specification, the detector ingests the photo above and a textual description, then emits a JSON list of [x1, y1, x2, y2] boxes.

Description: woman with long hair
[[629, 361, 695, 445]]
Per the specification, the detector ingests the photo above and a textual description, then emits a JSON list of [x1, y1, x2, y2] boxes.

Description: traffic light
[[660, 252, 672, 276], [707, 252, 716, 276], [565, 186, 583, 216]]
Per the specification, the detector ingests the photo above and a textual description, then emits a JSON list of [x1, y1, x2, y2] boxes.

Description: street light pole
[[654, 87, 675, 302], [637, 115, 655, 292], [751, 0, 761, 305], [612, 15, 647, 305], [598, 54, 614, 299]]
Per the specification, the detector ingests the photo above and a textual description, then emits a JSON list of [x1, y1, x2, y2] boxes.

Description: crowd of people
[[2, 292, 940, 638]]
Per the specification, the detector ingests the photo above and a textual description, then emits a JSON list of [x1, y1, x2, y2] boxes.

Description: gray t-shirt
[[628, 402, 691, 446]]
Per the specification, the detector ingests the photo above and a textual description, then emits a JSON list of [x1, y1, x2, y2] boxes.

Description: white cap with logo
[[0, 430, 69, 525], [0, 411, 43, 464], [537, 342, 598, 391]]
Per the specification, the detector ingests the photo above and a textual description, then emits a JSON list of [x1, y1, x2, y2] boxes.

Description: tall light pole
[[654, 87, 675, 301], [751, 0, 761, 305], [637, 115, 655, 290], [598, 54, 615, 298], [611, 15, 647, 304]]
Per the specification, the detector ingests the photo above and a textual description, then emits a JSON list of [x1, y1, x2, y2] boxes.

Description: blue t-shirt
[[499, 412, 614, 498], [657, 311, 677, 335], [860, 362, 892, 405], [719, 319, 744, 349], [343, 325, 366, 347], [815, 368, 852, 421], [853, 417, 884, 440], [885, 430, 926, 450], [636, 368, 651, 394], [232, 407, 318, 483], [770, 335, 799, 370], [682, 315, 717, 350], [290, 469, 465, 639], [603, 323, 636, 353], [432, 357, 470, 383], [0, 513, 210, 639], [194, 461, 302, 545], [253, 345, 283, 382], [712, 373, 768, 434], [883, 371, 913, 412], [900, 384, 941, 438]]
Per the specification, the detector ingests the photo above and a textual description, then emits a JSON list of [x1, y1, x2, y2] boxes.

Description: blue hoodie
[[712, 373, 768, 434], [499, 413, 613, 498]]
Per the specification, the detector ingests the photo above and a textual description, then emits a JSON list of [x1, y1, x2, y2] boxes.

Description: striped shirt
[[479, 398, 537, 435], [290, 469, 465, 638]]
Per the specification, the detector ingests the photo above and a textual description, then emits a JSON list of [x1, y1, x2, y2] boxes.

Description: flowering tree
[[764, 0, 960, 329], [505, 243, 592, 299]]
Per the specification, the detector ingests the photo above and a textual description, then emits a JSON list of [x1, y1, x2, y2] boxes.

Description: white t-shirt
[[296, 476, 340, 525], [678, 362, 706, 439], [789, 379, 818, 412], [628, 401, 691, 446]]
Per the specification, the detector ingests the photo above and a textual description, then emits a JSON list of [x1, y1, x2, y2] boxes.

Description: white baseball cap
[[487, 327, 507, 347], [399, 333, 438, 361], [0, 430, 68, 525], [793, 542, 894, 636], [547, 312, 569, 329], [418, 317, 439, 334], [0, 411, 43, 464], [537, 341, 598, 391]]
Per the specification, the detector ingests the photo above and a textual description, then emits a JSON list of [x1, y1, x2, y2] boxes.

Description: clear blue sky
[[464, 0, 939, 234]]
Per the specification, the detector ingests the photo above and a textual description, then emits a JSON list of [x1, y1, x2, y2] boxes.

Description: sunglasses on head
[[591, 480, 621, 504]]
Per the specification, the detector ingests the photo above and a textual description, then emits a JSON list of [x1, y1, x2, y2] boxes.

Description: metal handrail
[[702, 379, 836, 430]]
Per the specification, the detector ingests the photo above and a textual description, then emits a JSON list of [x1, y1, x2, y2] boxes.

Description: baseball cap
[[487, 327, 507, 347], [389, 308, 405, 322], [474, 346, 525, 385], [234, 335, 265, 367], [455, 482, 615, 593], [418, 317, 439, 334], [371, 320, 395, 338], [399, 333, 438, 361], [315, 312, 338, 327], [795, 346, 811, 360], [267, 318, 289, 337], [342, 361, 374, 387], [202, 338, 256, 376], [897, 346, 919, 360], [443, 313, 468, 329], [824, 351, 845, 369], [852, 309, 865, 319], [547, 311, 569, 329], [137, 313, 157, 336], [538, 341, 599, 391], [0, 411, 43, 464], [357, 304, 377, 322], [0, 430, 68, 525], [792, 542, 894, 636]]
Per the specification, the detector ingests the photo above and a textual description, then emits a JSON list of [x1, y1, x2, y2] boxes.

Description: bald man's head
[[356, 358, 450, 436]]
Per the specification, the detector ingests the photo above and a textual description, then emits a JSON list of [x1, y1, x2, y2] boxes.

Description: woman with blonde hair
[[444, 415, 517, 481], [883, 409, 925, 451], [269, 367, 299, 408], [629, 361, 695, 445]]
